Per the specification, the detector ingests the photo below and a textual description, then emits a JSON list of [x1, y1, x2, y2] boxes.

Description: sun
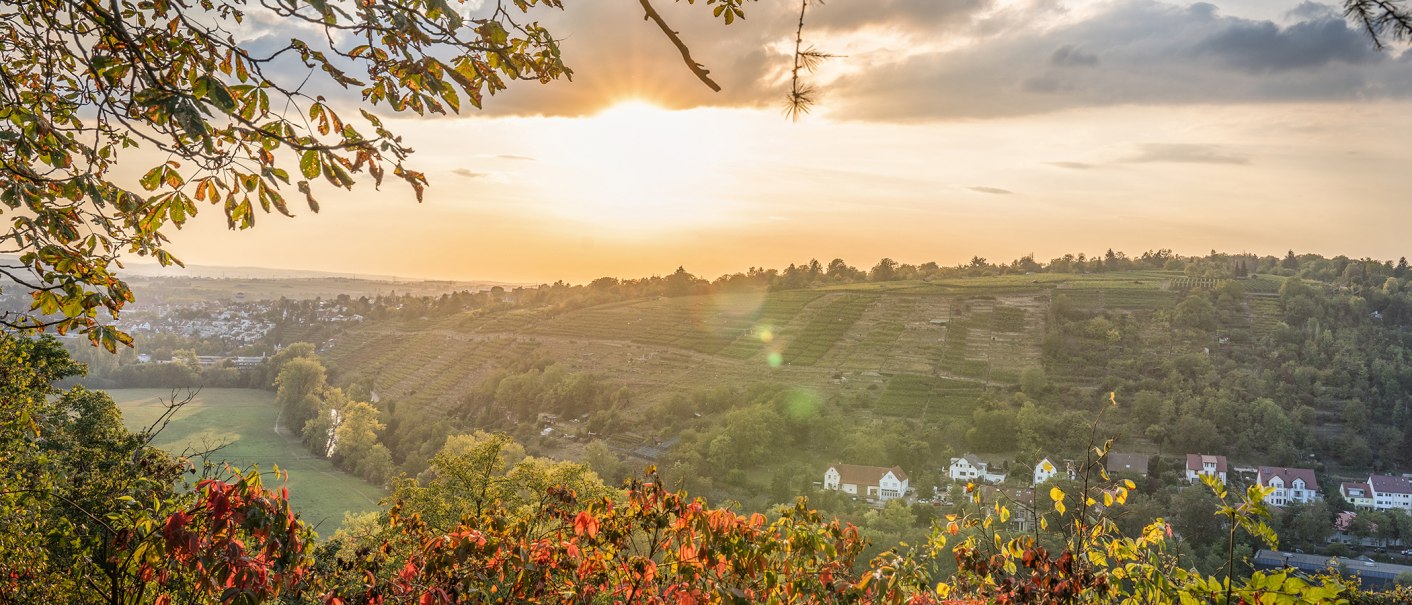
[[534, 99, 742, 234]]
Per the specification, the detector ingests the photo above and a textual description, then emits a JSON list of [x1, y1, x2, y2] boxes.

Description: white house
[[1368, 475, 1412, 513], [949, 453, 1006, 484], [1257, 467, 1320, 506], [823, 464, 910, 503], [1033, 458, 1073, 486], [1185, 454, 1228, 485]]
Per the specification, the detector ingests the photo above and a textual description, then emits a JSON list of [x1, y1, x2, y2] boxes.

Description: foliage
[[325, 471, 903, 605], [0, 335, 314, 604]]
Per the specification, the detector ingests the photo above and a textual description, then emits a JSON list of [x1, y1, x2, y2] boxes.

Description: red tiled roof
[[1258, 466, 1318, 491], [1186, 454, 1228, 473]]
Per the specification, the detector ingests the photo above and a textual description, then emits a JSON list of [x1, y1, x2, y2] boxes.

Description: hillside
[[324, 270, 1277, 409], [316, 270, 1298, 470]]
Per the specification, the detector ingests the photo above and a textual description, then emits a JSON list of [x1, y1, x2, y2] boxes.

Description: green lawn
[[108, 388, 386, 536]]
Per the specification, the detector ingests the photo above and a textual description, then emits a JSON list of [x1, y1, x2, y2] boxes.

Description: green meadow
[[108, 388, 386, 535]]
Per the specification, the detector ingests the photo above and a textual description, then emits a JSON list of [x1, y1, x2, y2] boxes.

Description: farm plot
[[819, 295, 918, 371], [1098, 289, 1177, 310], [1241, 276, 1285, 294], [885, 296, 953, 375], [779, 295, 872, 366], [992, 306, 1027, 332], [873, 374, 986, 420], [1169, 277, 1228, 290], [536, 291, 819, 356], [715, 290, 824, 359], [1247, 297, 1285, 337]]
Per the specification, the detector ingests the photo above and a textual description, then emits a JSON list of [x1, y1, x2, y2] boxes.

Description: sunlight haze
[[154, 0, 1411, 283]]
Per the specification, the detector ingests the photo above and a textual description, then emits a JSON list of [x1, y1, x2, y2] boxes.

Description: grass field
[[108, 388, 386, 536]]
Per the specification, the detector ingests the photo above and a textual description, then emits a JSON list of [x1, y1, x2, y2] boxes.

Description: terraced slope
[[321, 271, 1288, 417]]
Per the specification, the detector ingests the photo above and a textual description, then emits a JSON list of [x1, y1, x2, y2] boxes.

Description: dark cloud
[[969, 186, 1014, 194], [1051, 45, 1099, 67], [1022, 76, 1071, 93], [827, 1, 1412, 121], [496, 154, 536, 161], [1193, 15, 1380, 72], [452, 168, 488, 178], [1122, 144, 1250, 165]]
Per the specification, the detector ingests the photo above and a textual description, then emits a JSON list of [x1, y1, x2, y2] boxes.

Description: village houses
[[1032, 458, 1074, 486], [822, 464, 910, 503], [1185, 454, 1228, 485], [1341, 482, 1374, 509], [948, 453, 1006, 484], [1256, 467, 1321, 506], [1367, 475, 1412, 513], [1104, 453, 1150, 478]]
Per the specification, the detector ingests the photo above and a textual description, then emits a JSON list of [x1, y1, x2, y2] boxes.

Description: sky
[[158, 0, 1412, 284]]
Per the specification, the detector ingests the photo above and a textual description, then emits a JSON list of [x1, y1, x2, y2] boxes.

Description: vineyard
[[873, 374, 986, 420]]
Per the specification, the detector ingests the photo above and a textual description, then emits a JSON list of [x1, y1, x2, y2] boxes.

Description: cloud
[[807, 0, 994, 32], [1193, 14, 1380, 73], [1050, 45, 1099, 67], [826, 1, 1412, 121], [452, 168, 488, 178], [968, 186, 1014, 194], [228, 0, 1412, 123], [496, 154, 536, 161], [1047, 161, 1097, 170], [1121, 143, 1250, 165]]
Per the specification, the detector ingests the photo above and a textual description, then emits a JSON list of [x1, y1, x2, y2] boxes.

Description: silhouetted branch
[[638, 0, 722, 92], [1345, 0, 1412, 49]]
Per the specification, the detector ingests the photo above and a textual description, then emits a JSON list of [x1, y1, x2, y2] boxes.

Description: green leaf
[[197, 75, 237, 113], [299, 150, 321, 179]]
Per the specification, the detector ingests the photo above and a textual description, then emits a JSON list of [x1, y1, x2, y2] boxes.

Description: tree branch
[[637, 0, 721, 92]]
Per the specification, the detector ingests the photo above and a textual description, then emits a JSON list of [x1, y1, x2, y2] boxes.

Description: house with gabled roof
[[823, 464, 910, 503], [1342, 482, 1373, 510], [1104, 453, 1150, 478], [1032, 457, 1074, 486], [949, 453, 1006, 484], [1257, 466, 1320, 506], [1185, 454, 1228, 485], [1368, 474, 1412, 513]]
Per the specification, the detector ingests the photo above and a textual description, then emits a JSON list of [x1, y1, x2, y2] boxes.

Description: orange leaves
[[573, 511, 599, 538], [360, 469, 873, 603]]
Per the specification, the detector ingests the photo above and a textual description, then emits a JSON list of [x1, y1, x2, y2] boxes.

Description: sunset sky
[[160, 0, 1412, 284]]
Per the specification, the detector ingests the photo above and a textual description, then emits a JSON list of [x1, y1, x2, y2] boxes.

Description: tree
[[869, 257, 899, 282], [274, 357, 326, 433], [0, 335, 314, 603], [0, 0, 828, 348]]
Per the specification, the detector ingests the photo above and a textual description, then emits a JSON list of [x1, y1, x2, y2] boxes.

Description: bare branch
[[637, 0, 722, 92]]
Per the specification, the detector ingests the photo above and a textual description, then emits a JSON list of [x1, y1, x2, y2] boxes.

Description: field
[[108, 388, 386, 535]]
